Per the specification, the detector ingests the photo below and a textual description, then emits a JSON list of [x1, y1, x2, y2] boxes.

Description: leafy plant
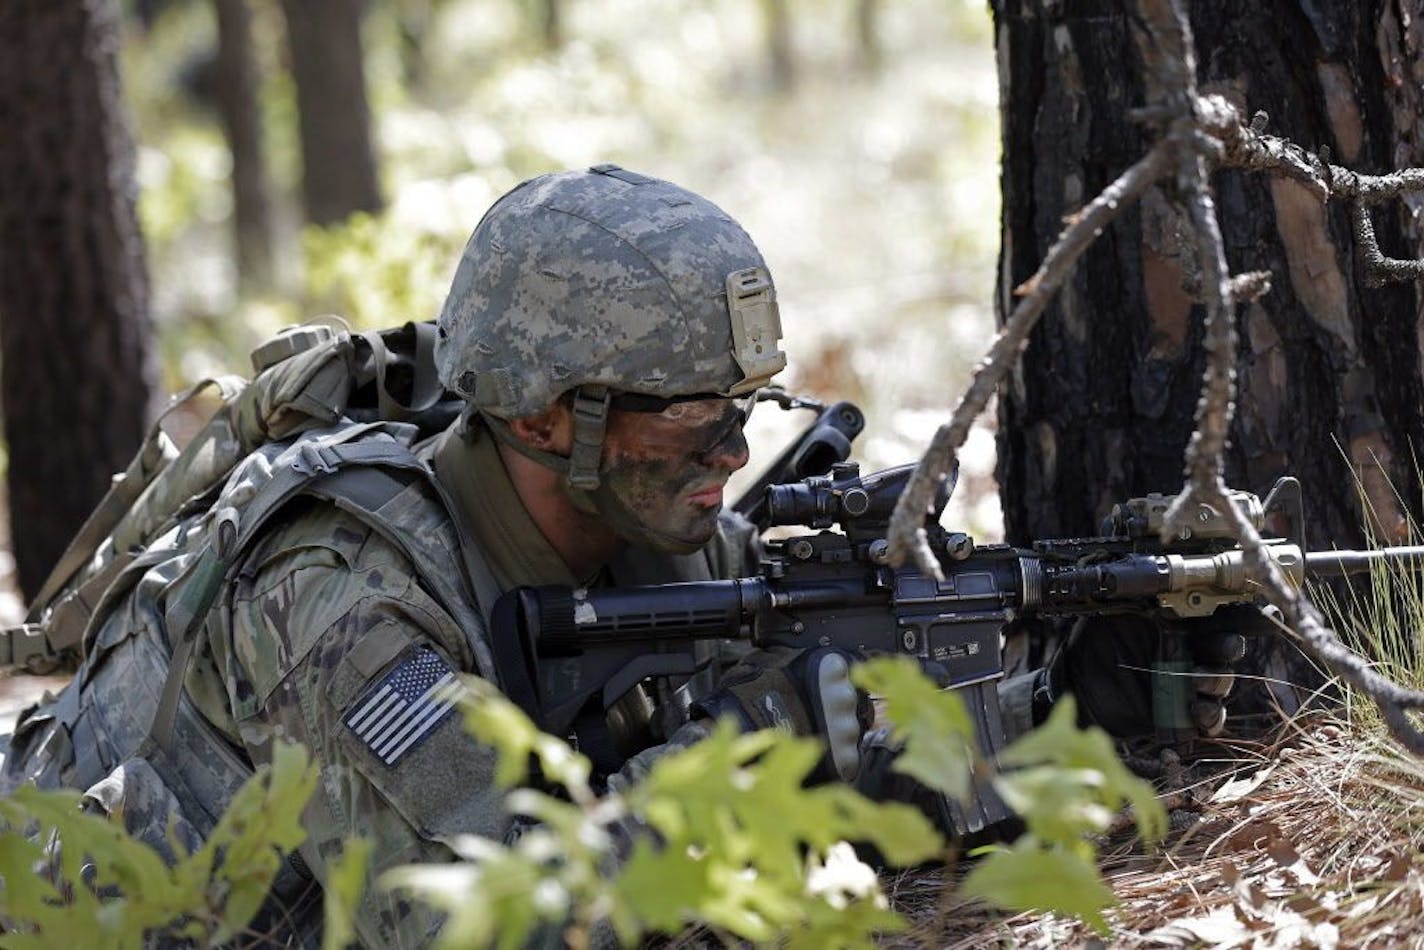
[[853, 655, 1166, 936], [383, 677, 941, 949], [0, 742, 317, 947], [380, 663, 1167, 946]]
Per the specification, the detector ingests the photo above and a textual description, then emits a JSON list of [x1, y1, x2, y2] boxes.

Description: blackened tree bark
[[214, 0, 275, 288], [0, 0, 155, 599], [278, 0, 383, 226], [992, 1, 1424, 555]]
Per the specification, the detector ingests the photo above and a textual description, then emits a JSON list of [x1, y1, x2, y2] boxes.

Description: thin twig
[[1351, 202, 1424, 288], [884, 144, 1175, 577]]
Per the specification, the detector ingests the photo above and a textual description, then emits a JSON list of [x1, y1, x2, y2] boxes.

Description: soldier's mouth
[[685, 483, 725, 508]]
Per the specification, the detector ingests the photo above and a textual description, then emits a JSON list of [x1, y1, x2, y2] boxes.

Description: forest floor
[[890, 711, 1424, 948]]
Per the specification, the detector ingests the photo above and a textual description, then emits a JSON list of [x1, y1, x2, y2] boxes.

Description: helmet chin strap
[[481, 384, 609, 491], [480, 386, 708, 555]]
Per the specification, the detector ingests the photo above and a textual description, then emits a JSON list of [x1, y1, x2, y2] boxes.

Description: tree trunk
[[855, 0, 882, 75], [540, 0, 563, 52], [278, 0, 382, 227], [992, 0, 1424, 554], [761, 0, 795, 92], [0, 0, 155, 599], [213, 0, 275, 288]]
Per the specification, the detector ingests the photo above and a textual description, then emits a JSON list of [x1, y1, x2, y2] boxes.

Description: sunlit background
[[125, 0, 1003, 537]]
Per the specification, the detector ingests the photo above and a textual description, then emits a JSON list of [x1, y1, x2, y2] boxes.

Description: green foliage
[[960, 846, 1119, 935], [0, 742, 317, 947], [459, 676, 593, 793], [388, 664, 1170, 945], [387, 678, 941, 948], [302, 213, 467, 330], [853, 658, 1165, 937], [962, 697, 1166, 936], [322, 837, 373, 950], [852, 653, 977, 801], [996, 697, 1167, 848]]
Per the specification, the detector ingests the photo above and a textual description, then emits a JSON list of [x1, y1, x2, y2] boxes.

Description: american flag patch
[[344, 647, 463, 767]]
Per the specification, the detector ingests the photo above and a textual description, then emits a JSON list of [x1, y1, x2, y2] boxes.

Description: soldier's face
[[597, 398, 751, 552]]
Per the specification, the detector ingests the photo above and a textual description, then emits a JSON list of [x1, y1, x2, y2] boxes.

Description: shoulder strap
[[359, 322, 445, 422], [27, 377, 246, 628], [149, 426, 498, 754]]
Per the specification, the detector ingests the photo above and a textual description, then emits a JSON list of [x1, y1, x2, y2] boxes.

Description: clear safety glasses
[[608, 392, 755, 455]]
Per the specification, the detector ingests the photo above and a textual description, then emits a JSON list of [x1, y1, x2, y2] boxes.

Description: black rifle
[[731, 390, 868, 528], [490, 463, 1424, 829]]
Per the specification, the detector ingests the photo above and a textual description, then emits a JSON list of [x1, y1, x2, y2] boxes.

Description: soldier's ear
[[507, 402, 573, 454]]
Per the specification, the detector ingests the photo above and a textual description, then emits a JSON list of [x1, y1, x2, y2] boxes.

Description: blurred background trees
[[213, 0, 276, 287], [277, 0, 384, 225], [0, 0, 156, 599], [0, 0, 1000, 601]]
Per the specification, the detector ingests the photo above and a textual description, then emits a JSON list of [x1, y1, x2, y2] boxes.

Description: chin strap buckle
[[568, 385, 610, 491]]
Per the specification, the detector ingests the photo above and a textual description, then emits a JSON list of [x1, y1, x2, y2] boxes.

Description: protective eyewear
[[609, 392, 754, 455]]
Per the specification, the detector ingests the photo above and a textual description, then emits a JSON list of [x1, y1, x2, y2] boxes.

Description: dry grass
[[885, 711, 1424, 948]]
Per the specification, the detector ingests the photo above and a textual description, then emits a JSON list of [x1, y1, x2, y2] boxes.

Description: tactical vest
[[0, 321, 498, 940]]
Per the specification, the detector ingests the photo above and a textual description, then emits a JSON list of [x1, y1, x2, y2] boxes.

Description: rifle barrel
[[1305, 546, 1424, 578]]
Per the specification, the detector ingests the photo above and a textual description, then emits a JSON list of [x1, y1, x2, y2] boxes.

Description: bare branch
[[1193, 95, 1424, 287], [885, 144, 1175, 575], [1195, 95, 1327, 199], [1351, 202, 1424, 287]]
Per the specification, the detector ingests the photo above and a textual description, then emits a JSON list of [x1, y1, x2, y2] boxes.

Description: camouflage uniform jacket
[[184, 418, 753, 947]]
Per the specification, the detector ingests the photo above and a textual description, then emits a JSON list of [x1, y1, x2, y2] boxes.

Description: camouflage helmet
[[434, 164, 786, 421]]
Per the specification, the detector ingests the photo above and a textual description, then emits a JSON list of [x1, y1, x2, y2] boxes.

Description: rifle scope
[[765, 462, 954, 533]]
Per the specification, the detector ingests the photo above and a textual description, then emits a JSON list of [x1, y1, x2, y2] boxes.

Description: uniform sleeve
[[221, 529, 507, 949]]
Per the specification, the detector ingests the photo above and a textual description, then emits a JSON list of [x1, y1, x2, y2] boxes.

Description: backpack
[[0, 320, 499, 935]]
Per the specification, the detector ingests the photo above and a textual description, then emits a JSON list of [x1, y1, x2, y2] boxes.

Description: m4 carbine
[[491, 462, 1424, 827]]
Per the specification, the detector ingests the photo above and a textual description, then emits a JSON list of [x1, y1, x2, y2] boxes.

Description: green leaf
[[0, 832, 62, 919], [992, 766, 1115, 853], [189, 741, 318, 943], [385, 848, 553, 950], [998, 697, 1166, 845], [851, 656, 976, 801], [791, 893, 908, 950], [820, 788, 942, 867], [459, 677, 591, 792], [613, 719, 934, 943], [961, 844, 1118, 935], [322, 837, 372, 950], [612, 838, 713, 935]]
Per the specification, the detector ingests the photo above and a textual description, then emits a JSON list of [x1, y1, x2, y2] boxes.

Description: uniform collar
[[429, 418, 584, 592]]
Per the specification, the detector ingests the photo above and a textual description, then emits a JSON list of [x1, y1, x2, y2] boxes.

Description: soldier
[[1, 165, 1240, 946]]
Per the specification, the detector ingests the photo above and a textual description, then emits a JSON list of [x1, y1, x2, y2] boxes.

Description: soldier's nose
[[700, 423, 750, 472]]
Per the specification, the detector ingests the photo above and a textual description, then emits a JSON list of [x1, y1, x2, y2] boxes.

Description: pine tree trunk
[[762, 0, 795, 92], [278, 0, 382, 227], [855, 0, 882, 75], [0, 0, 155, 599], [213, 0, 274, 288], [992, 0, 1424, 554], [540, 0, 563, 51]]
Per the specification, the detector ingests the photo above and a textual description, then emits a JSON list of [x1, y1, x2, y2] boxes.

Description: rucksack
[[0, 321, 499, 934]]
